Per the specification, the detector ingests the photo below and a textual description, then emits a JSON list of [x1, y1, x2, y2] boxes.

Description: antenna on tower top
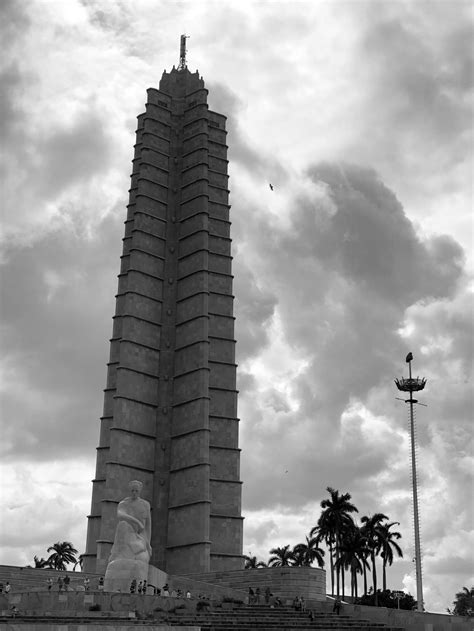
[[178, 34, 189, 71]]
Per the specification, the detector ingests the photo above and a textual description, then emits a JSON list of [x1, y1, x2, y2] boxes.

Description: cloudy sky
[[0, 0, 472, 614]]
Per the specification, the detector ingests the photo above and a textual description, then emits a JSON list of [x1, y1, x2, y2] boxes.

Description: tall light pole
[[395, 352, 427, 613]]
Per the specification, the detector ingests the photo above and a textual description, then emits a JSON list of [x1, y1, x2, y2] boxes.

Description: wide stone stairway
[[152, 604, 405, 630], [0, 604, 406, 630]]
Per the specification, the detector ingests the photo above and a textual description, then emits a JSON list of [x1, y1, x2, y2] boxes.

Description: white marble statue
[[104, 480, 152, 592]]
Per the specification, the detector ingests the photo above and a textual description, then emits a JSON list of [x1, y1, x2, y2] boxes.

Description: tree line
[[244, 486, 404, 602], [33, 541, 81, 571]]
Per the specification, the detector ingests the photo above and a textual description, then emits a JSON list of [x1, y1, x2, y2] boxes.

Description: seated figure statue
[[104, 480, 152, 592]]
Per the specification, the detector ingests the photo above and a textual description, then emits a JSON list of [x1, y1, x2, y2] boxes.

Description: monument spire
[[178, 34, 189, 71]]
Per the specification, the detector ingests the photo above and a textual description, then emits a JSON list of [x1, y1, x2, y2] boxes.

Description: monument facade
[[84, 45, 243, 576]]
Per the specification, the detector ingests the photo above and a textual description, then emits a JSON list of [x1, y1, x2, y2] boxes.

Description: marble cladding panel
[[85, 513, 100, 550], [105, 365, 117, 390], [145, 101, 172, 122], [208, 155, 228, 173], [208, 171, 228, 189], [208, 335, 234, 365], [209, 201, 230, 222], [120, 315, 160, 349], [167, 504, 210, 547], [112, 397, 157, 437], [182, 147, 208, 170], [119, 253, 130, 275], [209, 218, 230, 240], [209, 141, 227, 159], [173, 369, 209, 405], [209, 313, 234, 338], [178, 250, 208, 279], [109, 428, 155, 470], [172, 398, 209, 436], [209, 362, 236, 390], [99, 496, 119, 539], [169, 465, 210, 506], [210, 516, 243, 554], [142, 131, 170, 155], [182, 163, 208, 186], [183, 103, 208, 122], [123, 291, 163, 323], [209, 293, 233, 318], [209, 233, 231, 255], [116, 273, 128, 296], [102, 389, 115, 417], [210, 554, 244, 571], [210, 446, 240, 480], [174, 341, 208, 375], [103, 464, 154, 503], [99, 416, 113, 445], [126, 270, 163, 299], [210, 480, 242, 515], [177, 271, 208, 300], [209, 253, 231, 275], [138, 178, 168, 204], [135, 194, 168, 219], [180, 195, 208, 221], [133, 212, 167, 237], [209, 417, 239, 447], [208, 128, 227, 145], [209, 274, 232, 296], [178, 228, 208, 258], [209, 186, 228, 205], [118, 340, 160, 375], [141, 146, 169, 170], [129, 249, 164, 278], [143, 117, 171, 139], [115, 368, 159, 406], [146, 87, 171, 107], [209, 388, 237, 418], [140, 162, 168, 187], [176, 293, 208, 325], [183, 118, 208, 139], [131, 230, 166, 259], [94, 447, 109, 481], [108, 338, 121, 364], [175, 316, 209, 349], [170, 432, 209, 470], [183, 133, 208, 154], [182, 180, 208, 203], [167, 542, 211, 575]]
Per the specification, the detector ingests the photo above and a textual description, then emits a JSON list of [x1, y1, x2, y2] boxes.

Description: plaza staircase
[[151, 604, 405, 630], [1, 604, 405, 630]]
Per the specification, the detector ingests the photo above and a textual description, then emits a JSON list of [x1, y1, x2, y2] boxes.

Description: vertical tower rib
[[84, 66, 243, 576]]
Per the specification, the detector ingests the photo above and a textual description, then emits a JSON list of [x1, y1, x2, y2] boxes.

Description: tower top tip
[[178, 34, 190, 71]]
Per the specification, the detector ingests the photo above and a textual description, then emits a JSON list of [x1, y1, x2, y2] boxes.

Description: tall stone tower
[[84, 47, 243, 576]]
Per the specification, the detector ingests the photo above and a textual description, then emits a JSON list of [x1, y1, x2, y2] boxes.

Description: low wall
[[0, 625, 199, 631], [317, 600, 473, 631], [185, 566, 326, 605]]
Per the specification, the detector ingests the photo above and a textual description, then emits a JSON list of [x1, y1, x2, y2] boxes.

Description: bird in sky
[[269, 183, 274, 191]]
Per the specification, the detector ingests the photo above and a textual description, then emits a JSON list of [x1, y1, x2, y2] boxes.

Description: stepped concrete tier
[[184, 567, 327, 606], [85, 56, 243, 579]]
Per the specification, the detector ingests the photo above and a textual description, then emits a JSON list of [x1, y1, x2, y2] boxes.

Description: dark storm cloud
[[0, 211, 123, 461], [237, 163, 467, 512]]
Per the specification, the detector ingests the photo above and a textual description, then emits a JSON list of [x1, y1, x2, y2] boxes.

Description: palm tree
[[360, 513, 388, 603], [244, 555, 267, 569], [314, 487, 358, 596], [335, 525, 369, 599], [378, 522, 403, 591], [73, 554, 85, 572], [293, 535, 325, 568], [34, 555, 51, 568], [268, 545, 295, 567], [450, 586, 474, 617], [46, 541, 78, 570]]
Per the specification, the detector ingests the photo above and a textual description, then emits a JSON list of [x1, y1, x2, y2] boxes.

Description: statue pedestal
[[104, 558, 149, 592]]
